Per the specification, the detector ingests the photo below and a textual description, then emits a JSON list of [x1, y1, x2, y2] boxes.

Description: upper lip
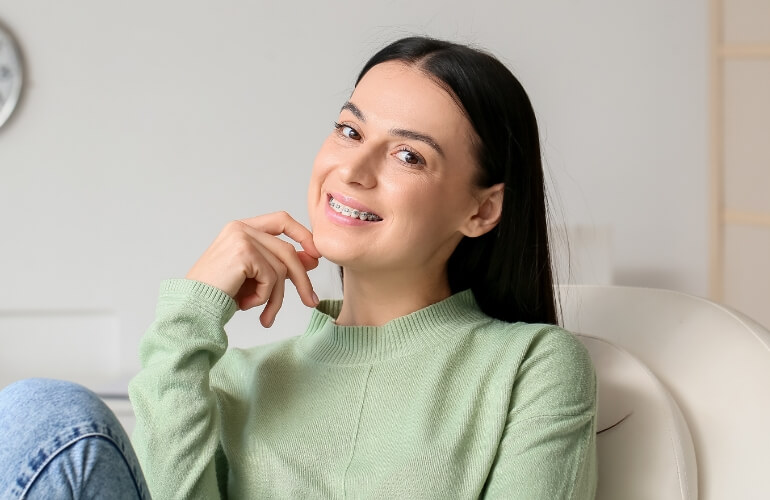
[[328, 192, 381, 216]]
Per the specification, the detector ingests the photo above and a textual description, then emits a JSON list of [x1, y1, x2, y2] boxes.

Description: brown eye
[[395, 149, 425, 166], [340, 124, 361, 140]]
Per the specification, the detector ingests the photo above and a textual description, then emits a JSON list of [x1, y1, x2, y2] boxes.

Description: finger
[[259, 276, 285, 328], [251, 245, 287, 325], [240, 212, 321, 259], [237, 251, 279, 311], [297, 251, 320, 272], [235, 279, 260, 310], [238, 226, 319, 307], [258, 235, 319, 307]]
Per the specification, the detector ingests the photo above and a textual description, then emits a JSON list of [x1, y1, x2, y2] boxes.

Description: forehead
[[349, 61, 473, 144]]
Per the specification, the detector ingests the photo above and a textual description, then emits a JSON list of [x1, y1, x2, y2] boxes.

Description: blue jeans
[[0, 379, 150, 499]]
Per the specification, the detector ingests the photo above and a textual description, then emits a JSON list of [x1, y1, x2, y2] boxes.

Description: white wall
[[0, 1, 708, 385]]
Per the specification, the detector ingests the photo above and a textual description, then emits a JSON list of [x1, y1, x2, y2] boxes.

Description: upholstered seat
[[560, 285, 770, 499]]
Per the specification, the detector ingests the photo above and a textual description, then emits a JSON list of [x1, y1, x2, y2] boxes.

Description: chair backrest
[[560, 285, 770, 500], [576, 333, 696, 499]]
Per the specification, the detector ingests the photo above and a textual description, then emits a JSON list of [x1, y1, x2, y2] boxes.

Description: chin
[[314, 230, 396, 274], [313, 232, 360, 266]]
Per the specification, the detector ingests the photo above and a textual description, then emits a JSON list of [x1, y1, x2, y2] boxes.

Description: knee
[[0, 378, 110, 427], [1, 378, 95, 405]]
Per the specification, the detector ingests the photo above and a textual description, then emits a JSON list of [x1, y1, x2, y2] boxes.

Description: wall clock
[[0, 20, 23, 130]]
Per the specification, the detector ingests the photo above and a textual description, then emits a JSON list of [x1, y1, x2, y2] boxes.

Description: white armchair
[[560, 285, 770, 499]]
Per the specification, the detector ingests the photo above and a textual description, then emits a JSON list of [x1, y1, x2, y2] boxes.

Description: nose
[[338, 146, 378, 189]]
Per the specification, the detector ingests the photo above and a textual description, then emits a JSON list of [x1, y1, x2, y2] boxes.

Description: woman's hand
[[186, 211, 321, 327]]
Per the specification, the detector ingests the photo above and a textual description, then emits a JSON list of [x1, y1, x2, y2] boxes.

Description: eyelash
[[332, 122, 426, 167], [333, 121, 359, 140], [394, 146, 426, 166]]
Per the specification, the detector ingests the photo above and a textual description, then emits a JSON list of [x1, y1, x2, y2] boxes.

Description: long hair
[[355, 37, 557, 324]]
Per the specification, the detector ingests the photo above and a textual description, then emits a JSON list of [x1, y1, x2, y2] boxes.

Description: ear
[[460, 183, 504, 238]]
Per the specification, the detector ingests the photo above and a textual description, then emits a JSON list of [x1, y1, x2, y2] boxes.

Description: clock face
[[0, 22, 23, 130]]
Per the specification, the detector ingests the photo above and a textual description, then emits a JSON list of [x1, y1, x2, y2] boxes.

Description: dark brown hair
[[356, 37, 557, 324]]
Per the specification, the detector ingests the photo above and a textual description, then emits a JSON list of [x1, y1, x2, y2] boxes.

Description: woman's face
[[308, 61, 484, 275]]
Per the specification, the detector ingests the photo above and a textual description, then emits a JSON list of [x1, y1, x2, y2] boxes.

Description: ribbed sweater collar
[[298, 289, 487, 365]]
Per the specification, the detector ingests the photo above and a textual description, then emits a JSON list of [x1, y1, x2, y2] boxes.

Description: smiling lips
[[327, 195, 382, 221]]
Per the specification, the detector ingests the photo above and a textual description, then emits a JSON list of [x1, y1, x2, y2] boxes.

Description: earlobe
[[461, 183, 504, 238]]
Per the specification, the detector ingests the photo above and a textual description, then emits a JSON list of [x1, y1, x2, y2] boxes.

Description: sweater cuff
[[157, 278, 238, 325]]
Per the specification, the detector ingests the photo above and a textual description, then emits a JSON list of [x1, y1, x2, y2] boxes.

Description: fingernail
[[312, 292, 320, 306]]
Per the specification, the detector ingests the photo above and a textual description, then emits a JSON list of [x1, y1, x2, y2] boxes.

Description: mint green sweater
[[129, 279, 597, 499]]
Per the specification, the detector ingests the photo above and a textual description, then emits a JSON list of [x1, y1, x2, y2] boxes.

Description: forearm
[[129, 279, 237, 500]]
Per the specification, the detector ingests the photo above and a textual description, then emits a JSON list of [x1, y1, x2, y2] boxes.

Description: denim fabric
[[0, 378, 150, 499]]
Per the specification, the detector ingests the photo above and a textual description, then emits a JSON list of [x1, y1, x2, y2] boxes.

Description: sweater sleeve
[[128, 279, 238, 500], [482, 327, 598, 499]]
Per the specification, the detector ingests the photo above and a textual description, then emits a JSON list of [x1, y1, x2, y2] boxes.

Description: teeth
[[329, 197, 382, 221]]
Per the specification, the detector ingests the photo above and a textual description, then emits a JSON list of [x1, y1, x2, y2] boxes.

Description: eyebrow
[[341, 101, 365, 121], [340, 101, 445, 157]]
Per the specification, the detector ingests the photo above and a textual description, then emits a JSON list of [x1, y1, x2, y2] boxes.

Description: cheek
[[387, 185, 450, 237], [310, 144, 329, 184], [403, 184, 476, 238], [400, 180, 462, 217], [309, 139, 341, 186], [308, 141, 335, 208]]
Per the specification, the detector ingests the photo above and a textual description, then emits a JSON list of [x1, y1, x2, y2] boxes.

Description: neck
[[335, 266, 452, 326]]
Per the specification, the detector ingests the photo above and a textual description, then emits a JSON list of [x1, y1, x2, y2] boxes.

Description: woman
[[0, 37, 596, 499]]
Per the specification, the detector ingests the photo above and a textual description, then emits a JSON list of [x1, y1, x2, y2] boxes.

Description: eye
[[334, 122, 361, 141], [394, 147, 425, 166]]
